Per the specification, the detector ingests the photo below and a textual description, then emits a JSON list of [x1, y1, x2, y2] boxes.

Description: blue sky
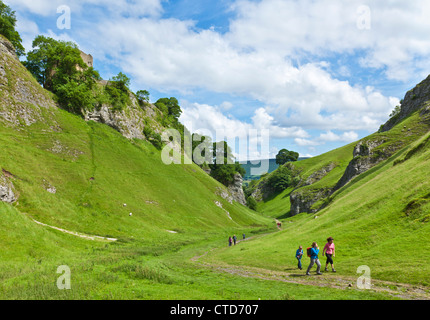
[[8, 0, 430, 160]]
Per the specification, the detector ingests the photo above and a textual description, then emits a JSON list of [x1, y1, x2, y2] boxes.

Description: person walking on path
[[228, 236, 232, 247], [296, 246, 304, 270], [233, 235, 237, 245], [306, 242, 322, 276], [322, 237, 336, 272]]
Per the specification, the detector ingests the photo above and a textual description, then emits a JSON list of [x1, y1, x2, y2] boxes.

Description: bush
[[136, 90, 150, 106], [267, 165, 300, 193], [104, 72, 131, 112], [24, 35, 103, 115], [246, 196, 258, 211], [143, 126, 163, 150], [0, 2, 25, 56]]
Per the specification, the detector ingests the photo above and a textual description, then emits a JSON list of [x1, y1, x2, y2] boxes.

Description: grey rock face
[[0, 37, 57, 129], [216, 187, 234, 204], [84, 93, 164, 141], [290, 188, 331, 216], [301, 162, 336, 187], [84, 103, 146, 140], [0, 176, 16, 203], [289, 163, 336, 216], [335, 139, 386, 191], [227, 173, 247, 206], [381, 75, 430, 132]]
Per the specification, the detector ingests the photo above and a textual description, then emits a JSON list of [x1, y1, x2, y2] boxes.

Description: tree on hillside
[[24, 35, 101, 114], [136, 90, 150, 106], [267, 164, 301, 192], [0, 1, 25, 56], [105, 72, 132, 111], [209, 140, 245, 186], [155, 97, 182, 120], [24, 35, 87, 89], [390, 105, 401, 118], [192, 133, 212, 166], [276, 149, 299, 165]]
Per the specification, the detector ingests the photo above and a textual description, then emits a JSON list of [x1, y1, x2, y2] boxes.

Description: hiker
[[306, 242, 322, 275], [322, 237, 336, 272], [243, 234, 246, 240], [233, 234, 237, 245], [228, 236, 232, 247], [296, 246, 304, 270]]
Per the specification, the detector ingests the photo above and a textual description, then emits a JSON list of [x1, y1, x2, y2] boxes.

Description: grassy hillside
[[1, 33, 429, 300], [254, 142, 356, 218], [253, 107, 430, 219], [200, 119, 430, 293], [0, 36, 277, 299]]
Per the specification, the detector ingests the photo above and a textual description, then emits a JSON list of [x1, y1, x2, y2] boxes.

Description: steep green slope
[[252, 106, 429, 219], [254, 142, 356, 218], [0, 34, 268, 237], [0, 35, 274, 298], [201, 115, 430, 290]]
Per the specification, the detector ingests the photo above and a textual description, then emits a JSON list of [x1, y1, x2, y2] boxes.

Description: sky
[[7, 0, 430, 160]]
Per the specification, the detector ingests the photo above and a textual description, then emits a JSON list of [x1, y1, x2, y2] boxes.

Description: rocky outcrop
[[0, 35, 18, 60], [381, 75, 430, 132], [290, 188, 331, 216], [84, 93, 163, 140], [299, 162, 336, 187], [216, 187, 234, 204], [214, 174, 247, 206], [250, 179, 271, 202], [0, 36, 57, 129], [227, 173, 247, 206], [0, 175, 16, 203], [289, 163, 336, 216], [334, 139, 386, 190]]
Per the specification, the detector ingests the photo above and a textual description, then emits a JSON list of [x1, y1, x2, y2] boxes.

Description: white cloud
[[7, 0, 163, 17], [180, 102, 309, 161], [319, 131, 359, 143], [15, 14, 40, 52], [12, 0, 427, 155], [228, 0, 430, 81], [65, 14, 397, 133], [295, 130, 359, 148], [295, 138, 321, 147], [219, 101, 234, 111]]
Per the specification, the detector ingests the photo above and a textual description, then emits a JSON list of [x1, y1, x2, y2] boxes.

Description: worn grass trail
[[190, 228, 430, 300]]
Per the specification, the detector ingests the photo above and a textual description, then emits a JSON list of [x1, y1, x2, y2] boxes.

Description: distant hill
[[240, 158, 310, 181]]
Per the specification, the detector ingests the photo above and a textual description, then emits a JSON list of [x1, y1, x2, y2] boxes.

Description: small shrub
[[246, 196, 258, 211]]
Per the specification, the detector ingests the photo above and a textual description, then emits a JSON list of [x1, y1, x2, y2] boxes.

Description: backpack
[[307, 247, 312, 257]]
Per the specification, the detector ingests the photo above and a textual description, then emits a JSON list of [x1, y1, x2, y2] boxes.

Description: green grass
[[1, 35, 429, 300], [202, 126, 430, 289], [255, 142, 356, 218]]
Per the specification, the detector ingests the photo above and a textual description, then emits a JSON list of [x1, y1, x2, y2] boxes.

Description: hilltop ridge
[[0, 34, 267, 236], [249, 73, 430, 217]]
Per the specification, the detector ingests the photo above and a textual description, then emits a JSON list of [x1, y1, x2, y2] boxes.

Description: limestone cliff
[[0, 174, 16, 203], [0, 35, 57, 129], [84, 91, 164, 140], [381, 75, 430, 132], [227, 173, 247, 206]]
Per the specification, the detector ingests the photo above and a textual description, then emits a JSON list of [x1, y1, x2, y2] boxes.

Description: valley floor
[[190, 229, 430, 300]]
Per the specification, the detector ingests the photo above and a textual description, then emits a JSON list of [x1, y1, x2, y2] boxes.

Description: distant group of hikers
[[228, 234, 246, 246], [296, 237, 336, 275]]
